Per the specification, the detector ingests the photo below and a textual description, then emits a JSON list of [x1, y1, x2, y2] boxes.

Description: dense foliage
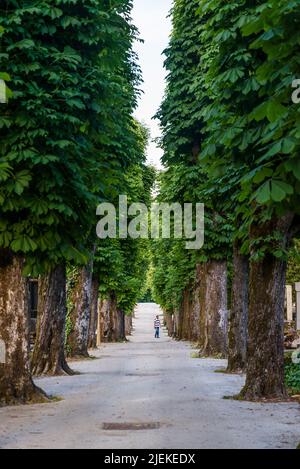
[[0, 0, 141, 276], [287, 240, 300, 286], [95, 122, 156, 315], [152, 0, 300, 312], [285, 352, 300, 393]]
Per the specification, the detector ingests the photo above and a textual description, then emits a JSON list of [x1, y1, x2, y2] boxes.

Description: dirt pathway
[[0, 303, 299, 449]]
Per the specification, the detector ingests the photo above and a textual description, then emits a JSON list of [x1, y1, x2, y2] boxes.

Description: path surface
[[0, 303, 299, 449]]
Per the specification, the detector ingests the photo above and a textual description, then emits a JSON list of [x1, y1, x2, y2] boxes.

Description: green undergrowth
[[285, 352, 300, 395]]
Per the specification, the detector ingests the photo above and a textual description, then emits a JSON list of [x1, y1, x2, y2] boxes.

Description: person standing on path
[[154, 315, 161, 339]]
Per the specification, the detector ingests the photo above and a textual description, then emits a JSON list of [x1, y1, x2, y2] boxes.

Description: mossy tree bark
[[31, 264, 73, 376], [88, 275, 99, 349], [200, 260, 228, 358], [0, 251, 47, 405], [227, 243, 249, 373], [67, 262, 93, 358], [240, 215, 294, 400]]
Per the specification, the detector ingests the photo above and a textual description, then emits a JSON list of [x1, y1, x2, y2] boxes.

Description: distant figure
[[154, 315, 161, 339]]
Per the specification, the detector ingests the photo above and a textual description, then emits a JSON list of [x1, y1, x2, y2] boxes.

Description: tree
[[30, 0, 141, 370], [155, 0, 300, 397], [95, 124, 155, 341], [198, 0, 300, 397], [153, 0, 232, 357], [0, 0, 141, 399]]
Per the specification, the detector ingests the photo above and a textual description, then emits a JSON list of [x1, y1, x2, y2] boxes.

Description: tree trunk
[[240, 215, 294, 400], [163, 311, 174, 337], [109, 293, 125, 342], [0, 251, 46, 405], [100, 293, 125, 342], [117, 309, 126, 341], [227, 243, 249, 373], [200, 260, 228, 358], [173, 309, 180, 338], [177, 301, 184, 340], [100, 298, 110, 342], [96, 296, 102, 347], [88, 276, 99, 350], [198, 263, 207, 351], [67, 262, 93, 358], [31, 265, 73, 376], [125, 315, 133, 336], [181, 288, 192, 340], [190, 265, 201, 342]]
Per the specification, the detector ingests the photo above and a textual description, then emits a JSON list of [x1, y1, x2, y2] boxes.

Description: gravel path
[[0, 303, 299, 449]]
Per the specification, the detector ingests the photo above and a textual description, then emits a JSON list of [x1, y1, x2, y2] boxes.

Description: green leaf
[[271, 180, 293, 202], [14, 170, 32, 195], [11, 235, 37, 253], [290, 160, 300, 181], [256, 181, 271, 204], [9, 39, 35, 50], [0, 72, 10, 81]]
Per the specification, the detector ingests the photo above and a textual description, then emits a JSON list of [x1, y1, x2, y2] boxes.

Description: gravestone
[[0, 339, 6, 364], [286, 285, 293, 322], [295, 283, 300, 331]]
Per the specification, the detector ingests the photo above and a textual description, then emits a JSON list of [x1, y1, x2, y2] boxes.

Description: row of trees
[[0, 1, 153, 405], [153, 0, 300, 400]]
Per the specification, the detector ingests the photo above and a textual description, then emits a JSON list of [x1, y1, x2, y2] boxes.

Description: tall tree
[[95, 123, 155, 340], [198, 0, 300, 397], [153, 0, 232, 357], [0, 0, 141, 399]]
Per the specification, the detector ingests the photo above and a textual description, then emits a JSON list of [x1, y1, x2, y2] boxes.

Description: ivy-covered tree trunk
[[31, 265, 73, 376], [200, 260, 228, 358], [0, 251, 46, 405], [88, 276, 99, 350], [227, 243, 249, 373], [67, 263, 93, 358], [240, 215, 294, 400]]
